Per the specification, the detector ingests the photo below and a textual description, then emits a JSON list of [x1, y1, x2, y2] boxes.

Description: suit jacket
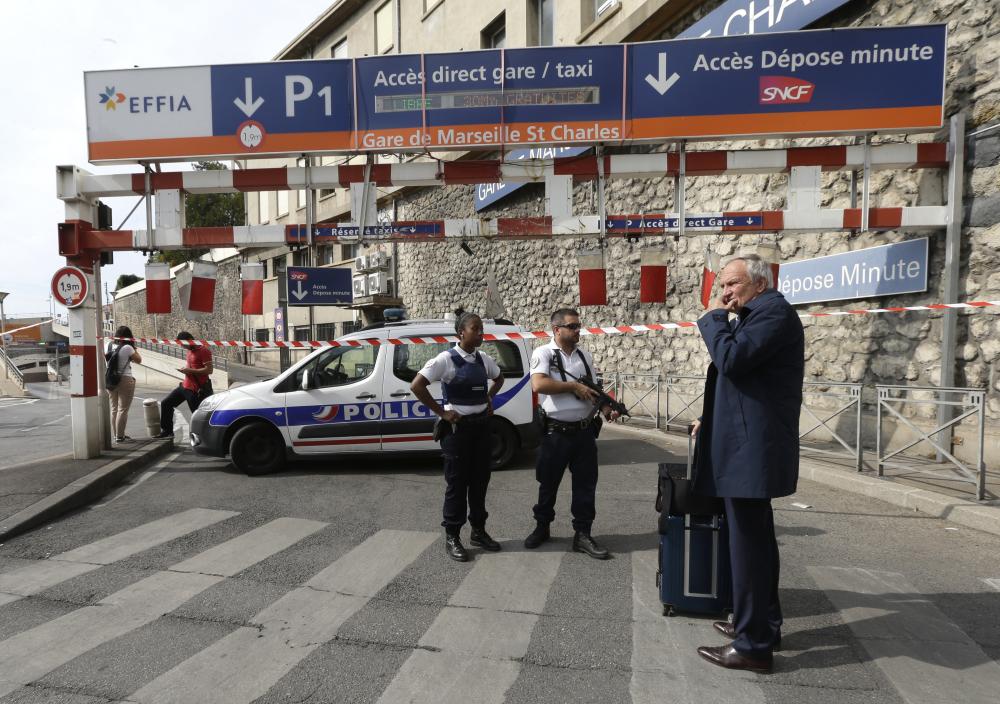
[[693, 289, 805, 499]]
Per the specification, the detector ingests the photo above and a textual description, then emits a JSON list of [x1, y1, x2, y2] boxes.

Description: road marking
[[0, 508, 238, 603], [0, 516, 319, 699], [376, 549, 564, 704], [0, 399, 38, 409], [92, 452, 181, 508], [983, 578, 1000, 592], [809, 566, 1000, 704], [630, 550, 764, 704], [129, 529, 437, 704], [18, 413, 71, 433]]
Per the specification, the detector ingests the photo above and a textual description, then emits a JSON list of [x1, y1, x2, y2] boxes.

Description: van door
[[282, 344, 384, 453], [380, 339, 451, 451]]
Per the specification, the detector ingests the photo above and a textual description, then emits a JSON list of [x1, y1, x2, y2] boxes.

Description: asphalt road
[[0, 426, 998, 703]]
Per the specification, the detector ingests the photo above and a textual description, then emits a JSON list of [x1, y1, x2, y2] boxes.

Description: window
[[297, 189, 308, 210], [529, 0, 554, 46], [482, 13, 505, 49], [316, 322, 337, 340], [375, 1, 394, 54], [480, 340, 524, 378], [258, 192, 270, 223], [295, 345, 379, 389], [293, 325, 312, 342], [393, 342, 450, 382], [332, 38, 348, 59], [341, 243, 359, 262], [318, 155, 336, 200], [317, 244, 335, 265], [277, 190, 289, 217], [254, 328, 270, 342], [260, 259, 269, 279], [342, 320, 362, 336], [595, 0, 617, 21], [292, 248, 308, 267], [423, 0, 443, 15]]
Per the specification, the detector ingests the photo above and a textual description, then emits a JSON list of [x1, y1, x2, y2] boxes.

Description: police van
[[189, 319, 540, 475]]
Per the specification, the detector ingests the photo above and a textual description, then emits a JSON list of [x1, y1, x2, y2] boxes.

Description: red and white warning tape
[[99, 300, 1000, 349], [1, 319, 54, 337]]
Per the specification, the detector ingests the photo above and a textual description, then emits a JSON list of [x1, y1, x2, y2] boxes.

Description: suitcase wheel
[[663, 604, 676, 617]]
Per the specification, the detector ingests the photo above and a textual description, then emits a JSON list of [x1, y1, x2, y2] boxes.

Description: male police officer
[[524, 308, 619, 559]]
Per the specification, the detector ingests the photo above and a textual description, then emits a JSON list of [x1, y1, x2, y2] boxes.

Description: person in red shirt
[[155, 331, 214, 439]]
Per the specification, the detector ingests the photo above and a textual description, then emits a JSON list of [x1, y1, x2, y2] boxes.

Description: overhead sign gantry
[[85, 24, 945, 162]]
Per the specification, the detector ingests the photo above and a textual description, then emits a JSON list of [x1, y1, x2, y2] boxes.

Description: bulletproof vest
[[442, 348, 488, 407]]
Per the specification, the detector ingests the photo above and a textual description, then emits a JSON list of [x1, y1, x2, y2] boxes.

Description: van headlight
[[198, 393, 227, 412]]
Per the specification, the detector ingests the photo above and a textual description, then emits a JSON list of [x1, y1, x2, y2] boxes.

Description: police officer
[[524, 308, 619, 559], [411, 311, 505, 562]]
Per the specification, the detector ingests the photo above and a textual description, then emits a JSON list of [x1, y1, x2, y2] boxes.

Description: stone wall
[[394, 0, 1000, 463], [113, 256, 247, 364]]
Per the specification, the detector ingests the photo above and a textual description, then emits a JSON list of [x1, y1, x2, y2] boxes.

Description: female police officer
[[411, 311, 505, 561]]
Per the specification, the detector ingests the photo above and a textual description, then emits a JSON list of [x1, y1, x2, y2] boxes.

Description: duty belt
[[547, 417, 595, 433]]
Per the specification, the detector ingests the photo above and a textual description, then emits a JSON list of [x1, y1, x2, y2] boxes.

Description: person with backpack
[[105, 325, 142, 443]]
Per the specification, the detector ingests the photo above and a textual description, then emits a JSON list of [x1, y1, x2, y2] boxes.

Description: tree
[[155, 161, 245, 267], [114, 274, 142, 291]]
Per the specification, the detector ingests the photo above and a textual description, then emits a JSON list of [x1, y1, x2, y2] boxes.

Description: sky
[[0, 0, 334, 318]]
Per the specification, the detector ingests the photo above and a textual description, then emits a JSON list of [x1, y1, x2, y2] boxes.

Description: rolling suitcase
[[655, 434, 732, 617]]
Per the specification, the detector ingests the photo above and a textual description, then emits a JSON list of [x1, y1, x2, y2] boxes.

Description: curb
[[607, 423, 1000, 539], [0, 439, 175, 542]]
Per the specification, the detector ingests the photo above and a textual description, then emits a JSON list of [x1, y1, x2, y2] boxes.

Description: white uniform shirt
[[417, 347, 502, 416], [530, 341, 599, 422]]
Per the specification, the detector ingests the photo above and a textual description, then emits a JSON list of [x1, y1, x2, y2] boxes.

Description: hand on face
[[714, 261, 765, 312]]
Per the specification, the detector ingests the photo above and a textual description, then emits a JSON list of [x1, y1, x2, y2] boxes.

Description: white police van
[[189, 319, 540, 475]]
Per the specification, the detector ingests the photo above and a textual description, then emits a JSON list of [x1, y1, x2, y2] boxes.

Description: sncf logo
[[759, 77, 815, 105]]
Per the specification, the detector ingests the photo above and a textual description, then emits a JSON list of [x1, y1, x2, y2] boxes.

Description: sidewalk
[[610, 423, 1000, 539]]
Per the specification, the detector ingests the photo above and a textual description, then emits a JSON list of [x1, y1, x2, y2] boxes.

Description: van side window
[[294, 345, 379, 389], [479, 341, 524, 378], [392, 342, 451, 382]]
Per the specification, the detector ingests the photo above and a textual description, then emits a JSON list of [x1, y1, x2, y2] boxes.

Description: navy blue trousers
[[724, 497, 783, 658], [532, 428, 598, 532], [440, 419, 491, 533]]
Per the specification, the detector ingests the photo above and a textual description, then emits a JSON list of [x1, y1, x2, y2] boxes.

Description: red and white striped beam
[[58, 143, 948, 199], [101, 300, 1000, 350]]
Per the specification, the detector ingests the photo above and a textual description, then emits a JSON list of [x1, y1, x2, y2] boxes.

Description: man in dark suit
[[691, 254, 804, 673]]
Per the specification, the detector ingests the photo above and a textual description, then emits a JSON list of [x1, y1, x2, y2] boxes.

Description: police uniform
[[418, 347, 502, 534], [529, 341, 602, 533]]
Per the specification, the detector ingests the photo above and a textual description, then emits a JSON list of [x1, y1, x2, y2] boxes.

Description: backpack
[[105, 345, 123, 390]]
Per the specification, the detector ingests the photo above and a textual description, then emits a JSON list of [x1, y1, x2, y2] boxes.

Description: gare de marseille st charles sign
[[83, 24, 945, 163]]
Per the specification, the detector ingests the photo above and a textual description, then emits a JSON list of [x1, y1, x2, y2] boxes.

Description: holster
[[432, 417, 453, 443]]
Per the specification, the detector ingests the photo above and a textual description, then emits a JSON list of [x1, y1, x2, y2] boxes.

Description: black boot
[[470, 526, 501, 551], [524, 522, 550, 549], [445, 533, 469, 562], [573, 531, 610, 559]]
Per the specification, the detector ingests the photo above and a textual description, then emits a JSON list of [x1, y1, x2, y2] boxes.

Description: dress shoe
[[697, 644, 772, 673], [470, 527, 501, 551], [712, 622, 781, 651], [523, 522, 550, 549], [445, 534, 468, 562], [572, 531, 610, 559]]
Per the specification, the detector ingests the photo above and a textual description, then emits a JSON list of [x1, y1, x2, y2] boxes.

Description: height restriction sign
[[51, 266, 90, 308]]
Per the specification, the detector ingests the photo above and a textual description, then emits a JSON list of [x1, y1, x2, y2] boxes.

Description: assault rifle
[[564, 370, 630, 418]]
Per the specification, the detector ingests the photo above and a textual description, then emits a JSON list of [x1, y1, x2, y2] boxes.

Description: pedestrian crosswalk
[[1, 511, 998, 704]]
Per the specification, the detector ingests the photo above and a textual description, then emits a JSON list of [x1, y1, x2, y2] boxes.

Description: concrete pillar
[[68, 263, 101, 458]]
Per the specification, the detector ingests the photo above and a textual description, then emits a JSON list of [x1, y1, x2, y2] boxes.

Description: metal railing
[[661, 375, 707, 432], [876, 385, 987, 500], [0, 345, 25, 389], [613, 372, 661, 428], [800, 383, 864, 472]]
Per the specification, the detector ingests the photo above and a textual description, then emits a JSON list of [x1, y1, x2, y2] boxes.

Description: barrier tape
[[1, 318, 55, 338], [97, 300, 1000, 349]]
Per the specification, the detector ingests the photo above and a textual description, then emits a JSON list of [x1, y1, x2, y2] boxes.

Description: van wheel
[[489, 419, 518, 470], [230, 423, 285, 476]]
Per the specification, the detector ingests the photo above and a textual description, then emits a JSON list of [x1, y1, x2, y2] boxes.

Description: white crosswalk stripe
[[630, 550, 765, 704], [129, 529, 437, 704], [0, 508, 239, 605], [809, 566, 1000, 704], [377, 549, 564, 704], [0, 516, 327, 699]]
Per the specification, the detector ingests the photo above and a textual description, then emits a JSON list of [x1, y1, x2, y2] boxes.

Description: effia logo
[[759, 76, 815, 105], [99, 86, 126, 111]]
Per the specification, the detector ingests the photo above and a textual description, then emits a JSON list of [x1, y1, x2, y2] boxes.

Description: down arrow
[[292, 281, 308, 301], [234, 77, 265, 117], [645, 53, 680, 96]]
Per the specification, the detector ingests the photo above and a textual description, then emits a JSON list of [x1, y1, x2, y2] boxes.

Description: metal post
[[875, 388, 884, 477], [675, 141, 686, 240], [861, 133, 872, 233], [855, 385, 864, 472], [0, 292, 7, 379], [976, 392, 986, 501], [938, 113, 966, 458], [276, 258, 290, 372], [305, 155, 315, 342]]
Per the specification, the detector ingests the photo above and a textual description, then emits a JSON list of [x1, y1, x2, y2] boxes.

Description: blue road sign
[[274, 307, 286, 341], [777, 238, 928, 305], [287, 267, 353, 306], [311, 223, 445, 240], [85, 25, 946, 162], [475, 146, 589, 212], [605, 214, 763, 231], [678, 0, 853, 39]]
